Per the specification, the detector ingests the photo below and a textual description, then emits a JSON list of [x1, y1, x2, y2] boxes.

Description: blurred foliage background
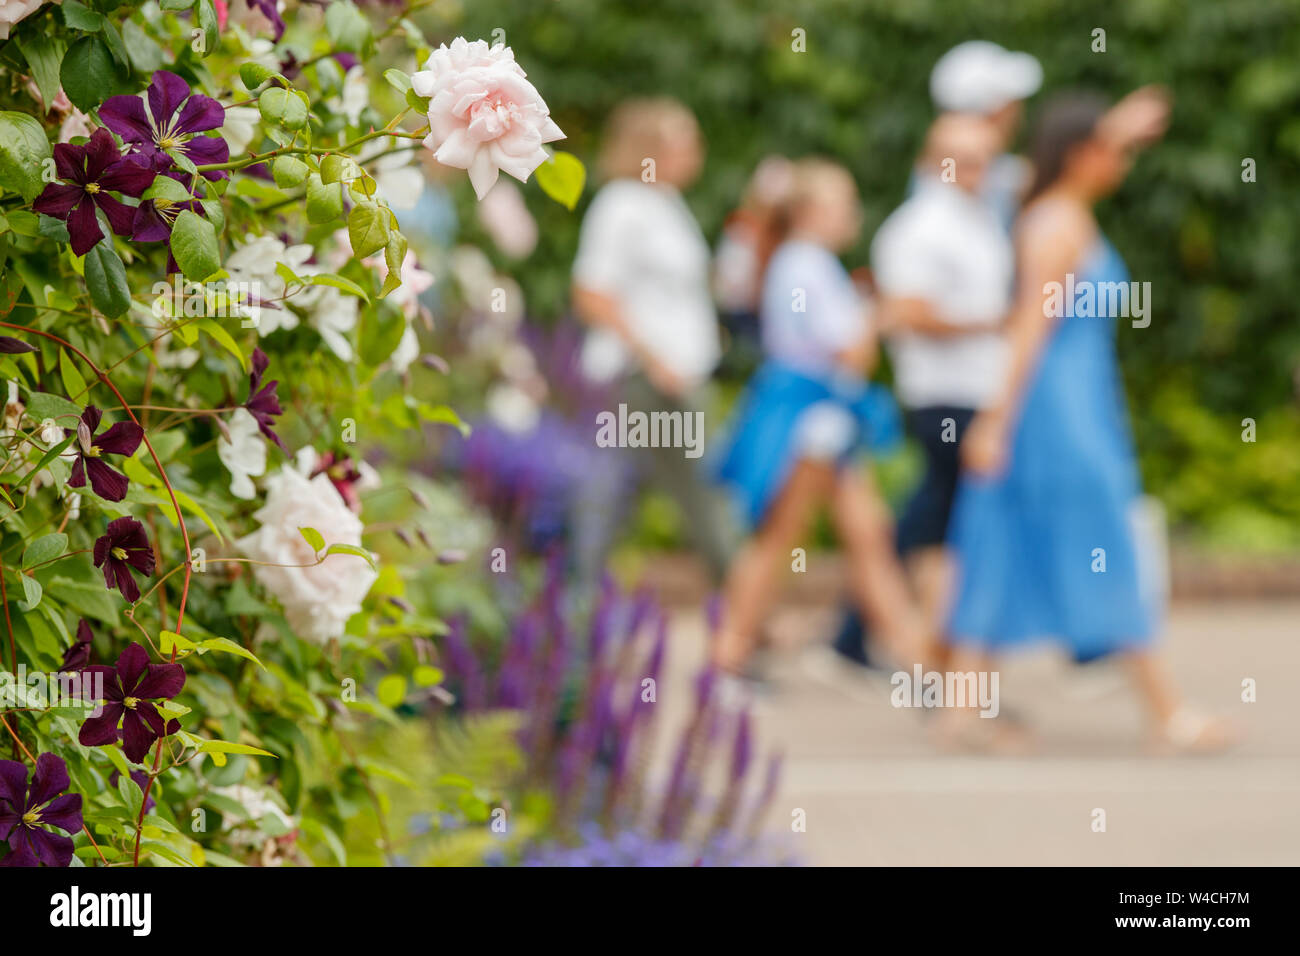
[[422, 0, 1300, 550]]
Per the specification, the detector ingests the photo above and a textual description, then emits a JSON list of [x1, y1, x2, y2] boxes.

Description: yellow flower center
[[85, 445, 102, 458], [84, 182, 101, 194], [123, 696, 140, 709], [158, 137, 178, 149], [111, 547, 128, 560], [22, 810, 40, 826]]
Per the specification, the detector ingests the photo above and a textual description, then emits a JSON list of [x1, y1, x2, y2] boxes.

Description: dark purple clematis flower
[[0, 337, 36, 354], [0, 753, 84, 867], [31, 128, 155, 257], [108, 770, 156, 813], [99, 71, 230, 181], [66, 405, 143, 502], [58, 620, 96, 673], [248, 0, 286, 40], [93, 517, 156, 604], [132, 174, 205, 243], [246, 348, 286, 450], [79, 642, 184, 764]]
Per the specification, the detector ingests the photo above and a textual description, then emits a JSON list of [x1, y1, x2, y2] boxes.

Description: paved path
[[656, 599, 1300, 865]]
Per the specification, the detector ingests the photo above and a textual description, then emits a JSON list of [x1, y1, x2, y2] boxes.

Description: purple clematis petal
[[28, 754, 70, 807], [66, 201, 104, 258], [31, 183, 83, 218], [94, 421, 144, 456], [120, 711, 156, 764], [133, 662, 186, 701], [78, 704, 125, 747], [98, 94, 155, 144]]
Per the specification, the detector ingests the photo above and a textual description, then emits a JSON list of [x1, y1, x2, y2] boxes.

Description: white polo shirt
[[573, 179, 721, 388], [871, 177, 1013, 409]]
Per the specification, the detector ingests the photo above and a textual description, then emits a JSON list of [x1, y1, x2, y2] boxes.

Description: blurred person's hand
[[1099, 85, 1172, 151], [643, 355, 689, 399], [962, 409, 1011, 476]]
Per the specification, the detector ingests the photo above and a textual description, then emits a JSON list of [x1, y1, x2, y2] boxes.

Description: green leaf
[[60, 36, 127, 113], [308, 273, 370, 302], [534, 151, 586, 210], [347, 201, 389, 258], [413, 665, 444, 687], [239, 63, 275, 91], [142, 176, 195, 203], [159, 630, 197, 656], [197, 637, 264, 668], [299, 526, 325, 553], [18, 575, 42, 612], [12, 435, 75, 493], [324, 542, 377, 571], [121, 19, 165, 73], [22, 533, 67, 570], [380, 231, 408, 298], [376, 674, 407, 708], [258, 87, 308, 130], [405, 89, 431, 114], [170, 210, 221, 281], [325, 1, 373, 54], [199, 318, 246, 371], [271, 155, 309, 188], [195, 0, 219, 59], [417, 402, 470, 436], [319, 154, 358, 184], [383, 69, 411, 94], [61, 0, 104, 31], [84, 241, 132, 318], [25, 391, 81, 423], [58, 349, 86, 400], [19, 36, 66, 111], [305, 174, 343, 224], [196, 739, 277, 758], [0, 112, 53, 203]]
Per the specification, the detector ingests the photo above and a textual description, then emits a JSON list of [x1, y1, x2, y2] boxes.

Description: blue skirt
[[711, 360, 901, 528]]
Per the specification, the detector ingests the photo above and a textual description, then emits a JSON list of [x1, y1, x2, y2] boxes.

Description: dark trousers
[[832, 405, 975, 665]]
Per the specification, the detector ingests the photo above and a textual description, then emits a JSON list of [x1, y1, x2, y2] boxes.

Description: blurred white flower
[[221, 105, 261, 158], [225, 234, 316, 335], [218, 408, 267, 500], [236, 464, 377, 644], [411, 37, 564, 199], [486, 382, 541, 434], [335, 66, 369, 126], [477, 180, 538, 258], [370, 139, 424, 211], [309, 286, 359, 362]]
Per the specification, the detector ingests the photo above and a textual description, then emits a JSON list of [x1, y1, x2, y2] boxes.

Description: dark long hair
[[1025, 92, 1109, 203]]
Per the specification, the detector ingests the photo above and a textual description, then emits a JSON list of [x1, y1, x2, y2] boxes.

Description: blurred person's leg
[[714, 459, 834, 675], [1122, 651, 1236, 752], [830, 468, 925, 666], [571, 442, 635, 598], [624, 374, 737, 583]]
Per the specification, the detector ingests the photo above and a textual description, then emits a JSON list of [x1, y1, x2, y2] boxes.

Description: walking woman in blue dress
[[946, 88, 1233, 752]]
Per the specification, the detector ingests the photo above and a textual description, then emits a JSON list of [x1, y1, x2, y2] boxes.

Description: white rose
[[218, 408, 267, 500], [236, 465, 378, 643], [0, 0, 47, 40]]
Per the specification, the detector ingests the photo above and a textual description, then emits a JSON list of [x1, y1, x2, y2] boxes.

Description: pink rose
[[0, 0, 48, 40], [411, 37, 564, 200]]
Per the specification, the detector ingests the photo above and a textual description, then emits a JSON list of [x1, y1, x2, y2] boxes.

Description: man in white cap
[[929, 40, 1043, 228], [811, 42, 1042, 683]]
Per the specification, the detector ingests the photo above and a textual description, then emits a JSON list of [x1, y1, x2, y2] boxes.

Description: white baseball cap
[[930, 41, 1043, 114]]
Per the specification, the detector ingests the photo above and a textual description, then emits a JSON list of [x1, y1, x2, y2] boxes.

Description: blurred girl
[[945, 88, 1233, 751], [712, 158, 924, 681], [570, 98, 735, 593]]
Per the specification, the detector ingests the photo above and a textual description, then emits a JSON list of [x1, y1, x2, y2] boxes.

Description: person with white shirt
[[815, 44, 1043, 682], [570, 98, 734, 592], [871, 114, 1014, 661], [712, 158, 923, 683]]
